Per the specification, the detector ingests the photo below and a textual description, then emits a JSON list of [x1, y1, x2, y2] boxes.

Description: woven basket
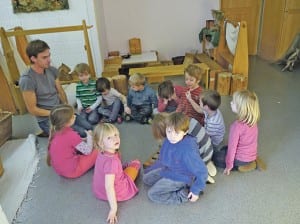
[[0, 111, 12, 147]]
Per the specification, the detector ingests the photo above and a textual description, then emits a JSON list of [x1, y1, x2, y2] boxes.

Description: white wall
[[0, 0, 102, 75], [0, 0, 219, 76], [102, 0, 219, 60]]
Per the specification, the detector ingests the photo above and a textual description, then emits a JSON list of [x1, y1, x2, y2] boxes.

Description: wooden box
[[216, 72, 232, 95], [230, 74, 248, 95], [112, 75, 128, 96], [129, 38, 142, 55], [0, 111, 12, 147]]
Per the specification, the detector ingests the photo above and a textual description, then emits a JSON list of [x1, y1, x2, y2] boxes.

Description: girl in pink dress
[[48, 104, 98, 178], [92, 123, 140, 224]]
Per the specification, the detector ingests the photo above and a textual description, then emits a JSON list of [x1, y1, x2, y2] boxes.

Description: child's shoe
[[124, 114, 132, 122], [238, 161, 257, 172], [101, 118, 113, 123], [117, 116, 123, 124], [140, 116, 152, 124], [206, 161, 217, 177], [256, 157, 267, 171], [207, 175, 215, 184]]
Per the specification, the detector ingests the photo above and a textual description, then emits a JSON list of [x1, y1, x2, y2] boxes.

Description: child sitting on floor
[[157, 80, 183, 113], [96, 77, 127, 123], [47, 104, 98, 178], [176, 64, 205, 126], [212, 90, 266, 174], [144, 112, 216, 183], [74, 63, 102, 125], [186, 89, 225, 150], [143, 112, 208, 204], [92, 123, 140, 224], [125, 73, 158, 124]]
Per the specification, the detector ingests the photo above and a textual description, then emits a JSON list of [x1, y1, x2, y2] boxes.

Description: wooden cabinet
[[259, 0, 300, 61], [220, 0, 262, 55]]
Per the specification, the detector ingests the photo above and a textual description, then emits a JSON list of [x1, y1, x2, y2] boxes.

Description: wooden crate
[[0, 111, 12, 147], [216, 72, 232, 95], [230, 74, 248, 95]]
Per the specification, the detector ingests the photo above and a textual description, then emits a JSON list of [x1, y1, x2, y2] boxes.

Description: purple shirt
[[226, 121, 258, 170]]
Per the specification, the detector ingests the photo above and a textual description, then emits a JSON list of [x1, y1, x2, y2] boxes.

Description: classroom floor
[[7, 56, 300, 224]]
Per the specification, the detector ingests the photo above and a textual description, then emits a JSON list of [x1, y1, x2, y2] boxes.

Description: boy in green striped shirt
[[75, 63, 102, 125]]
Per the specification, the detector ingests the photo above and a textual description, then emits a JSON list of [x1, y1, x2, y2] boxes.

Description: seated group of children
[[47, 63, 265, 224]]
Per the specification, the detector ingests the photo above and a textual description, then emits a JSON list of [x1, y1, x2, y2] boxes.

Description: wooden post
[[82, 20, 96, 78], [216, 71, 232, 95]]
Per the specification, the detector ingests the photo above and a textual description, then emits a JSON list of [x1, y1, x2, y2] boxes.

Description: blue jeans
[[98, 99, 122, 121], [79, 108, 100, 125], [130, 104, 152, 122], [212, 145, 254, 169], [38, 115, 92, 138], [143, 168, 189, 204]]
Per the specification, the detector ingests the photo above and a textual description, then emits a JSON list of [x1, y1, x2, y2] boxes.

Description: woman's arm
[[105, 174, 118, 224]]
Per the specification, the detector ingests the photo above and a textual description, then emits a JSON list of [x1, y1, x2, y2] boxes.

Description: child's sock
[[124, 160, 141, 181]]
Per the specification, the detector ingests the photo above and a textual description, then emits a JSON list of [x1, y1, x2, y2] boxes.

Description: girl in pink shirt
[[48, 104, 98, 178], [92, 123, 140, 224], [212, 90, 265, 175]]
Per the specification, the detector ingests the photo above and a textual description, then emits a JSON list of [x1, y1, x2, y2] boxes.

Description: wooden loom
[[0, 20, 95, 114]]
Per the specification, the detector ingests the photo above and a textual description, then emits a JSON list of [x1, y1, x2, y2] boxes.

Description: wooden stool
[[230, 74, 248, 95], [112, 75, 128, 96], [216, 72, 232, 95]]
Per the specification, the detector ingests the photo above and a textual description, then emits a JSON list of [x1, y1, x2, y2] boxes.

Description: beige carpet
[[0, 134, 39, 223]]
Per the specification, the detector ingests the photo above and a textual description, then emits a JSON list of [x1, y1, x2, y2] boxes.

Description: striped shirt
[[189, 118, 213, 164], [176, 86, 204, 126], [204, 109, 225, 146], [76, 79, 100, 108]]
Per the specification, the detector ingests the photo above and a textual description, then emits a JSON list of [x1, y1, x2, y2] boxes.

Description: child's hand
[[85, 107, 92, 113], [125, 106, 131, 114], [85, 130, 92, 136], [188, 192, 199, 202], [185, 91, 192, 102], [223, 168, 231, 175], [107, 209, 118, 224], [163, 98, 169, 104]]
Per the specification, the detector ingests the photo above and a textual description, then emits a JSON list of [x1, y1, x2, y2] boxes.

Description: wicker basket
[[0, 111, 12, 147]]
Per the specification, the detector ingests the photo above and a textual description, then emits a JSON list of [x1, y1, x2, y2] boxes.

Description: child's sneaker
[[124, 114, 132, 122], [101, 118, 113, 123], [238, 161, 257, 172], [207, 175, 215, 184], [206, 161, 217, 177], [117, 116, 123, 124]]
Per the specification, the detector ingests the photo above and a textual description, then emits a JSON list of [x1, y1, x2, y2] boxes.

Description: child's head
[[151, 113, 169, 140], [74, 63, 90, 84], [129, 73, 146, 91], [96, 77, 111, 95], [200, 90, 221, 111], [184, 64, 203, 89], [158, 80, 174, 100], [93, 123, 120, 151], [231, 90, 260, 126], [50, 104, 75, 132], [165, 112, 189, 144]]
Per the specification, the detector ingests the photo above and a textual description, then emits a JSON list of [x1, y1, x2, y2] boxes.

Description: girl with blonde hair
[[213, 90, 266, 175], [92, 123, 140, 224]]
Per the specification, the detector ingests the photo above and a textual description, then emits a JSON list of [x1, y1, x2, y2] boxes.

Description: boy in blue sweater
[[125, 73, 158, 124], [143, 112, 208, 204]]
